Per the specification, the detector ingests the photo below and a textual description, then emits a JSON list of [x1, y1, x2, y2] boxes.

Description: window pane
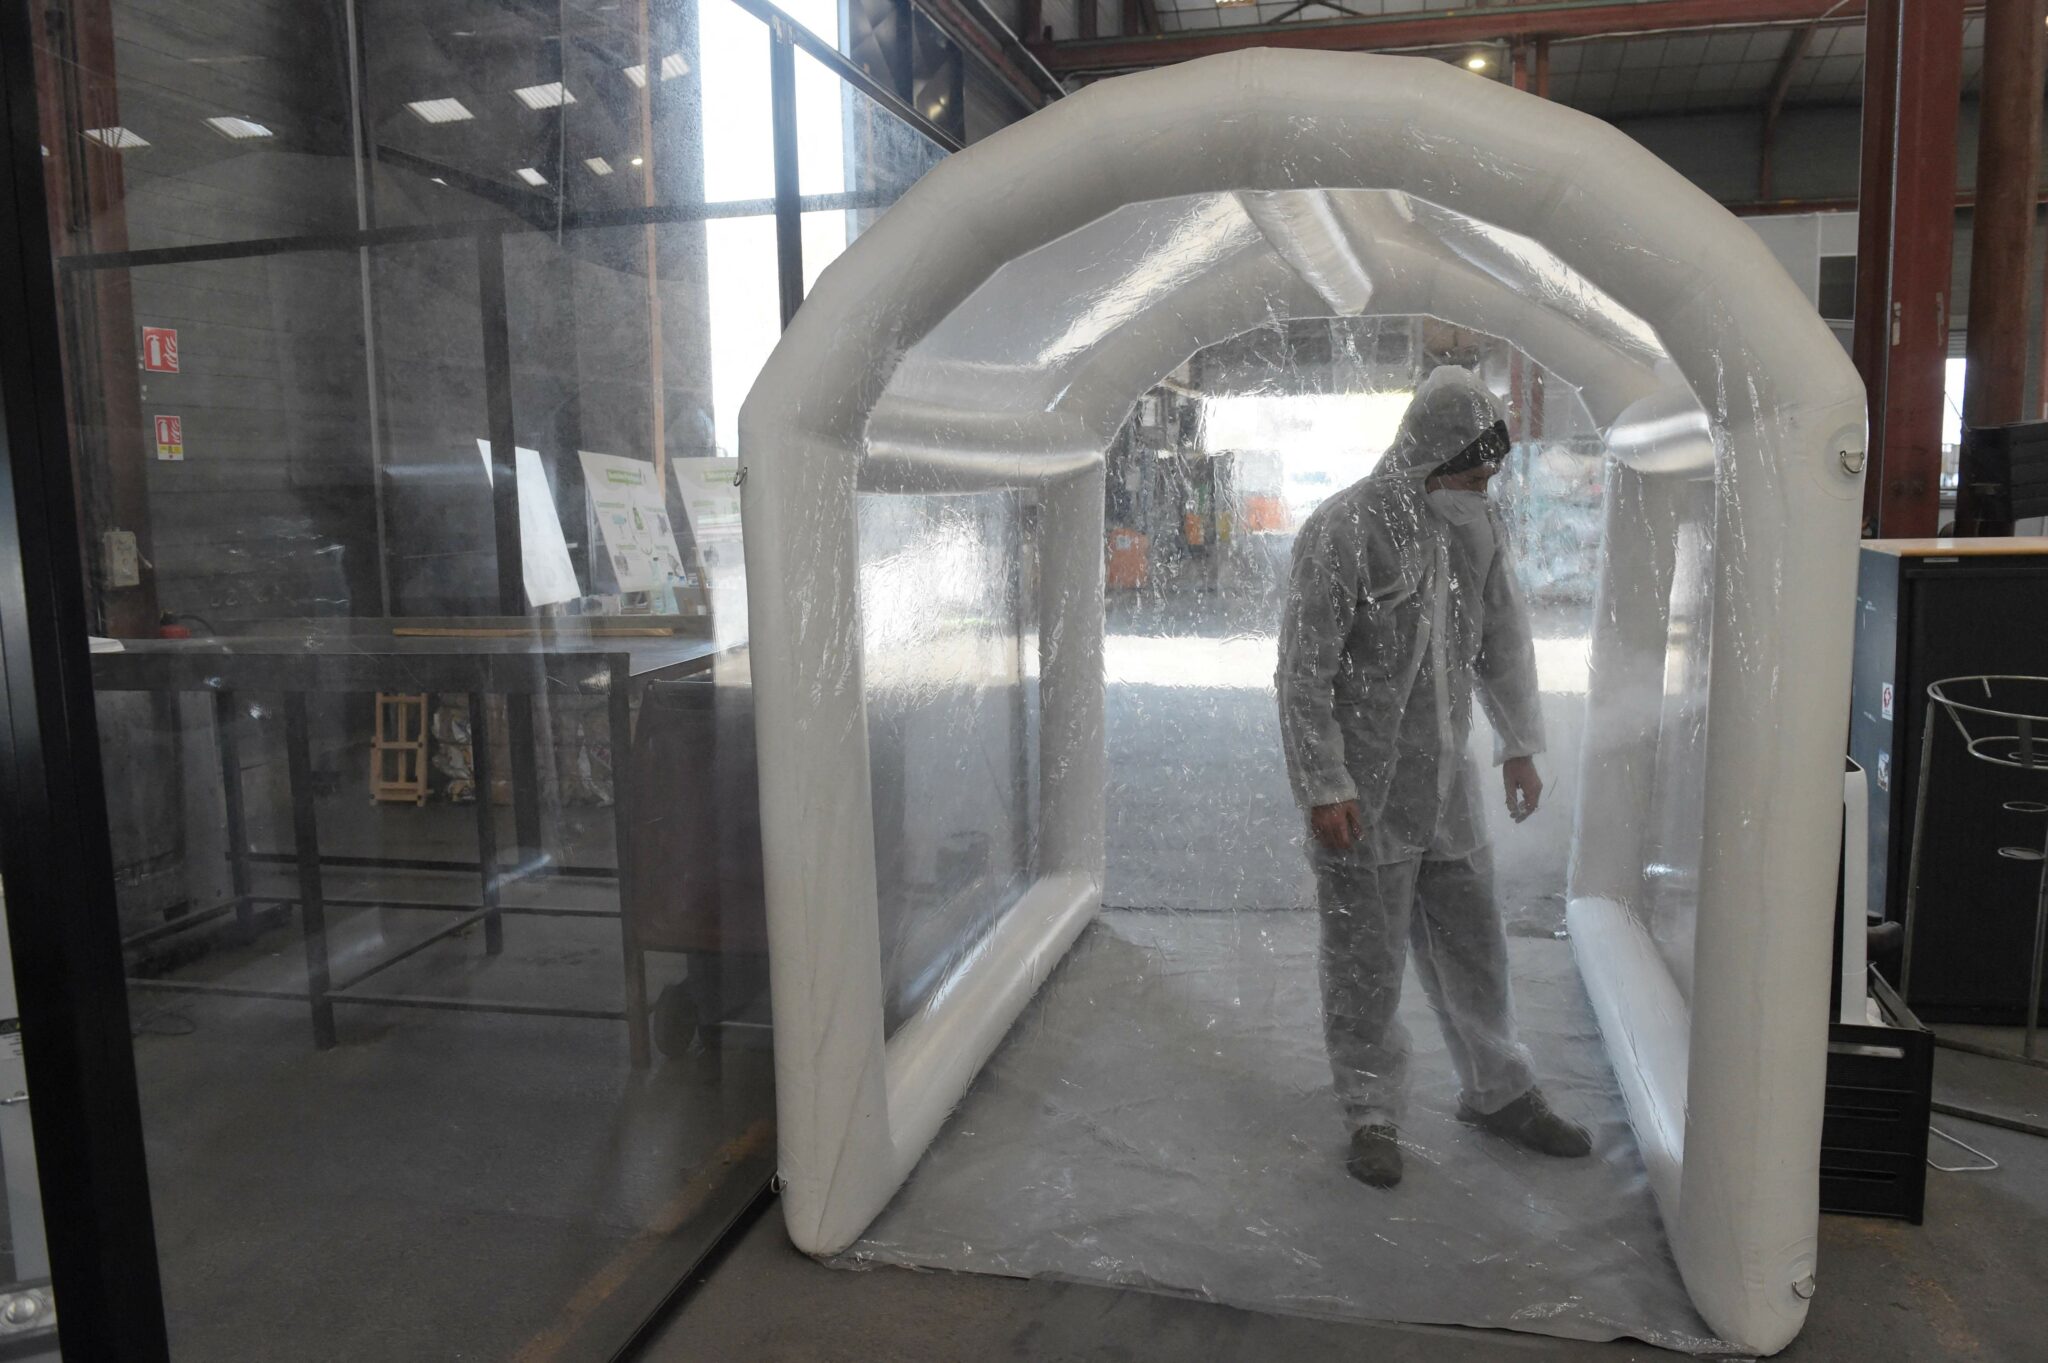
[[699, 0, 775, 203], [796, 49, 945, 283], [0, 891, 58, 1357], [29, 3, 781, 1358]]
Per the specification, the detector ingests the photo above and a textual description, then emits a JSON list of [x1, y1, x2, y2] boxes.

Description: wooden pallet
[[370, 692, 430, 805]]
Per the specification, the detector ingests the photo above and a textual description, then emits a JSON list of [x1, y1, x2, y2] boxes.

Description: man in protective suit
[[1276, 366, 1592, 1189]]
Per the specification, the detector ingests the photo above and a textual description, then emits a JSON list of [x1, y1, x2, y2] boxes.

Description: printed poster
[[673, 455, 747, 646], [577, 449, 683, 594]]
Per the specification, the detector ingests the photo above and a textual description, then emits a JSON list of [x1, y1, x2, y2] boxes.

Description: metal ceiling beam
[[1723, 189, 2045, 217], [1038, 0, 1878, 75], [917, 0, 1065, 107], [1755, 21, 1814, 201]]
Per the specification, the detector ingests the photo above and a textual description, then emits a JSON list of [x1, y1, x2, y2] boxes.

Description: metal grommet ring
[[2003, 801, 2048, 814]]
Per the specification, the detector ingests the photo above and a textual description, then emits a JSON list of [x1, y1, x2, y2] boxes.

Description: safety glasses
[[1432, 419, 1511, 478]]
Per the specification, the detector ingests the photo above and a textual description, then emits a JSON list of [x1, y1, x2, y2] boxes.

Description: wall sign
[[153, 414, 183, 461], [141, 326, 179, 373]]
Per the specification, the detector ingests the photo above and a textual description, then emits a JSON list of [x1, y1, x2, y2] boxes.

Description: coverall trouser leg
[[1313, 843, 1536, 1133]]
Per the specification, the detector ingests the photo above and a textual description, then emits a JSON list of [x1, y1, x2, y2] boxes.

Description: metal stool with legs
[[1901, 675, 2048, 1066]]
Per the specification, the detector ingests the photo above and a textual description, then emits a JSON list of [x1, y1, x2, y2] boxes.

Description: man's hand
[[1503, 756, 1543, 823], [1310, 800, 1366, 851]]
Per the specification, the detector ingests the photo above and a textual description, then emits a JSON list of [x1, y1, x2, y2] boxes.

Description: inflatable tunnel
[[739, 50, 1866, 1356]]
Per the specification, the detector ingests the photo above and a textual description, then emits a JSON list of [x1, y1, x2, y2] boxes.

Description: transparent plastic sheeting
[[739, 50, 1866, 1358], [847, 912, 1721, 1353], [842, 352, 1724, 1351], [858, 492, 1039, 1034]]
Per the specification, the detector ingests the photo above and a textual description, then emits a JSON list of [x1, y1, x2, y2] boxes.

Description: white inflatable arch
[[740, 50, 1865, 1356]]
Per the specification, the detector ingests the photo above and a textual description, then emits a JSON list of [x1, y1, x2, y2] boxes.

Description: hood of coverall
[[1381, 366, 1507, 480]]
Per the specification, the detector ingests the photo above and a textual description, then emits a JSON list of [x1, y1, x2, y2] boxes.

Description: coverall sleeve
[[1474, 518, 1546, 764], [1276, 511, 1363, 810]]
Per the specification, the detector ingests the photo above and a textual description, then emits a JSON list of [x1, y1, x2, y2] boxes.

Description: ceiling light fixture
[[630, 155, 644, 167], [513, 82, 576, 110], [84, 126, 149, 150], [1465, 54, 1489, 71], [406, 98, 473, 124], [584, 156, 613, 175], [516, 167, 548, 186], [204, 115, 273, 140]]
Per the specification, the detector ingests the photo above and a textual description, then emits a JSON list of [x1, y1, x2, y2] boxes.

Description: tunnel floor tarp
[[842, 908, 1730, 1354]]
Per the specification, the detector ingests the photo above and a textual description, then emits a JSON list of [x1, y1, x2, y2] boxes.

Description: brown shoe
[[1346, 1123, 1403, 1188], [1457, 1089, 1592, 1158]]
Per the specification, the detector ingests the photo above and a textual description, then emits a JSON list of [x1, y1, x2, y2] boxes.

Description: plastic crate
[[1821, 973, 1934, 1223]]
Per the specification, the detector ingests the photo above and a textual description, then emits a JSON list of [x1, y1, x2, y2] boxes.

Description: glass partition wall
[[3, 1, 955, 1357]]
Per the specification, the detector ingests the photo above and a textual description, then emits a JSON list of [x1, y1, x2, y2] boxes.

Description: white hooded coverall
[[1275, 369, 1545, 1133]]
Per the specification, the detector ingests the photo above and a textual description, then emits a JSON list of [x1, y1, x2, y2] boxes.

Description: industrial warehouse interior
[[1, 2, 2047, 1361]]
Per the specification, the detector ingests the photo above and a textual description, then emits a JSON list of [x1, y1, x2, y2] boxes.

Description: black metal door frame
[[0, 0, 173, 1357]]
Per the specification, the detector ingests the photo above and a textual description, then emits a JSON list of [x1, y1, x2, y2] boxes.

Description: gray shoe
[[1346, 1123, 1403, 1188], [1457, 1089, 1592, 1158]]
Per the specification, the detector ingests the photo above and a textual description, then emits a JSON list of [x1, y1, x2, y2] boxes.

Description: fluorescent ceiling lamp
[[513, 82, 576, 109], [584, 156, 614, 175], [516, 166, 548, 186], [204, 115, 273, 140], [406, 97, 473, 123], [84, 126, 148, 149], [623, 52, 690, 87]]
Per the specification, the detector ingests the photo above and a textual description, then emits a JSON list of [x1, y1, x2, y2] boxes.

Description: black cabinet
[[1849, 539, 2048, 1022]]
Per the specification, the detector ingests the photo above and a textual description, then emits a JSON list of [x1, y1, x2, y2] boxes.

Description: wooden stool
[[370, 692, 429, 805]]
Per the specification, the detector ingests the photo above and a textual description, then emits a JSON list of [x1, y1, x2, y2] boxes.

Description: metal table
[[1902, 674, 2048, 1069], [93, 620, 726, 1066]]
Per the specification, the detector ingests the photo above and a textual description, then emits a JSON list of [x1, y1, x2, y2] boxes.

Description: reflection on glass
[[24, 0, 946, 1356], [773, 0, 843, 54], [707, 215, 783, 458], [797, 45, 950, 204], [796, 51, 948, 286], [701, 0, 775, 202], [0, 894, 58, 1359]]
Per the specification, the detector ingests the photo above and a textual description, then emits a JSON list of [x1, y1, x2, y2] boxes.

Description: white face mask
[[1426, 488, 1489, 526]]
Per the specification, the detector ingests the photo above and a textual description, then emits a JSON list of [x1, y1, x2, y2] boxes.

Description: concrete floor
[[635, 581, 2048, 1363], [119, 790, 776, 1363], [75, 570, 2048, 1362], [641, 1038, 2047, 1362]]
